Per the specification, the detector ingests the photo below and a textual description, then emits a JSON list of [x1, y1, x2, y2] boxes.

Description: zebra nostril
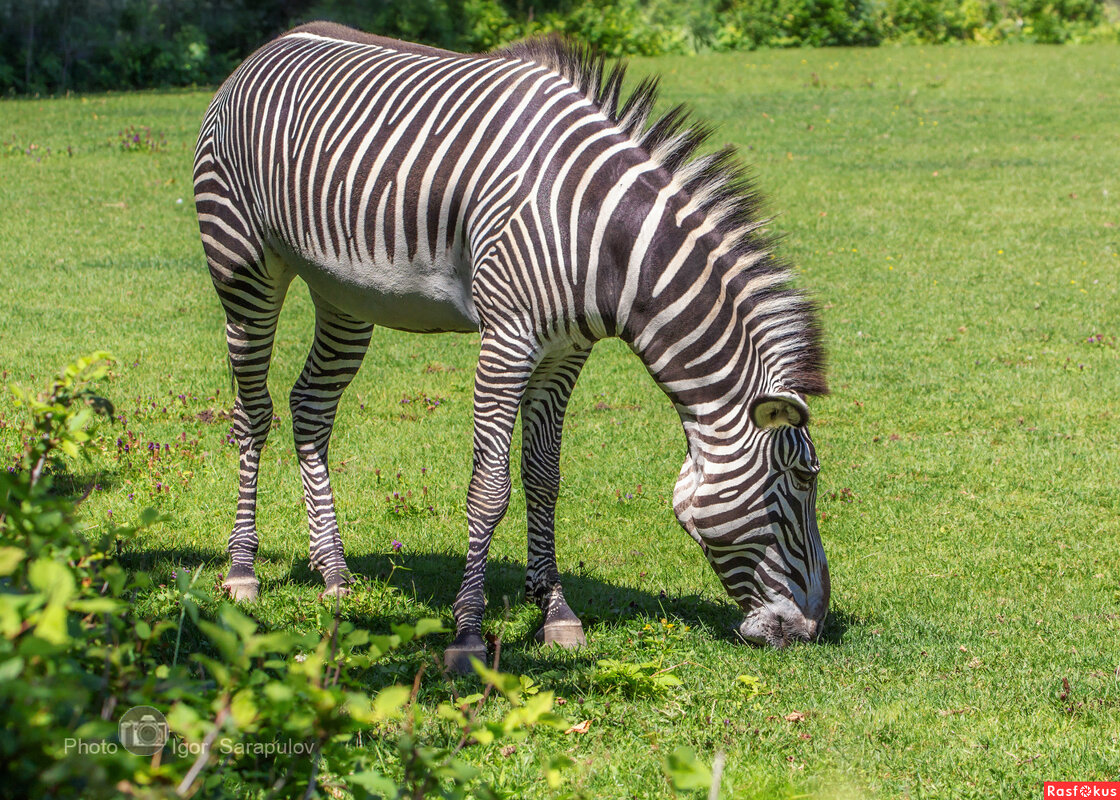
[[801, 616, 820, 642], [777, 611, 818, 645]]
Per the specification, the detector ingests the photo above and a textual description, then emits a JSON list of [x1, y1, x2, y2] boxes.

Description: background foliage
[[1, 0, 1119, 94]]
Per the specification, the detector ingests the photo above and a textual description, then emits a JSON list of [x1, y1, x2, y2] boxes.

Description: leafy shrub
[[715, 0, 882, 50], [1, 354, 568, 798], [592, 658, 682, 698], [3, 0, 1118, 95]]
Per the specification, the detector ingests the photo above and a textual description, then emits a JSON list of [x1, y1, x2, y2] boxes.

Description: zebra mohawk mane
[[494, 35, 827, 397]]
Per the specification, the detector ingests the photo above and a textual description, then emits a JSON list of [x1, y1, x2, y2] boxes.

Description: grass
[[2, 42, 1119, 798]]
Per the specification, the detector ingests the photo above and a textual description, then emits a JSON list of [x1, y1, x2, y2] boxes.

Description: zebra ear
[[749, 392, 810, 429]]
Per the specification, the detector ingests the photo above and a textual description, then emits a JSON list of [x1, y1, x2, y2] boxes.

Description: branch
[[176, 701, 231, 797]]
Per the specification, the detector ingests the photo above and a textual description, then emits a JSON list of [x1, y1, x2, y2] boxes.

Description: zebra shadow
[[281, 551, 853, 650], [121, 545, 851, 673]]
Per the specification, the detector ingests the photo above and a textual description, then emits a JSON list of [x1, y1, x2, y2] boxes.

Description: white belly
[[270, 243, 480, 333]]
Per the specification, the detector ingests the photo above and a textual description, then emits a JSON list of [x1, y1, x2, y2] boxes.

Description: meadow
[[1, 43, 1118, 798]]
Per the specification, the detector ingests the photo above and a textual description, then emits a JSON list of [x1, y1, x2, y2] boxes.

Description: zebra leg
[[220, 304, 285, 602], [290, 300, 373, 597], [207, 265, 288, 602], [196, 151, 290, 602], [444, 334, 537, 673], [522, 349, 590, 648]]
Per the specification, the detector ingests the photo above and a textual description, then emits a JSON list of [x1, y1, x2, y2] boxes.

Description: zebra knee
[[233, 393, 274, 449], [467, 467, 513, 529], [289, 387, 331, 447]]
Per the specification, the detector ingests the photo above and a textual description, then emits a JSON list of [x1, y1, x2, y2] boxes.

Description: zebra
[[193, 21, 830, 670]]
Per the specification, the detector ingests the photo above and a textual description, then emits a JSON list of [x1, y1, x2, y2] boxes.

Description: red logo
[[1045, 784, 1120, 798]]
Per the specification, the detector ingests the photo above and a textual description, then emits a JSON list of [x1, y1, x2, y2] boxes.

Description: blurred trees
[[0, 0, 1115, 94]]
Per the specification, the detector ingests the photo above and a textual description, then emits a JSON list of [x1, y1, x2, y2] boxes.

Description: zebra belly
[[273, 246, 480, 334]]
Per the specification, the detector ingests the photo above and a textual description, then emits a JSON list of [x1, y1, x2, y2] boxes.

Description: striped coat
[[194, 22, 829, 668]]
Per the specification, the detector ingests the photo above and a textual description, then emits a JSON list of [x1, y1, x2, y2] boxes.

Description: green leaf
[[135, 619, 152, 640], [35, 603, 70, 645], [390, 622, 416, 644], [472, 660, 523, 702], [368, 634, 400, 656], [665, 746, 712, 791], [349, 770, 400, 796], [373, 685, 411, 720], [70, 598, 122, 614], [458, 692, 484, 707], [218, 603, 259, 640], [0, 596, 25, 636], [442, 758, 480, 783], [230, 688, 258, 729], [197, 620, 241, 663], [247, 631, 300, 657], [265, 682, 295, 703], [545, 754, 576, 789], [28, 558, 75, 605], [194, 652, 232, 686], [469, 725, 495, 746], [0, 547, 25, 576], [517, 691, 556, 725], [0, 656, 25, 681], [413, 617, 446, 638], [104, 565, 129, 595], [181, 595, 199, 624], [436, 702, 467, 726]]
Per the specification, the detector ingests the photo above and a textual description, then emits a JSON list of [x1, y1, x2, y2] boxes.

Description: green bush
[[1, 354, 569, 798], [2, 0, 1118, 95], [714, 0, 882, 50]]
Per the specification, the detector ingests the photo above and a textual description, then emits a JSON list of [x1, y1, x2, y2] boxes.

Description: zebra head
[[673, 391, 829, 648]]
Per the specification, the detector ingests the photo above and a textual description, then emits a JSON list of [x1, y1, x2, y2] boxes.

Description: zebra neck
[[618, 249, 784, 443]]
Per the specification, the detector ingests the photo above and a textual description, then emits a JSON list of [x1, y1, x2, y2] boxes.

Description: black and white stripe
[[194, 22, 829, 665]]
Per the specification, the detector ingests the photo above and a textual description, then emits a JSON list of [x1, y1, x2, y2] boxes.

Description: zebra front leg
[[444, 334, 536, 673], [290, 302, 373, 597], [522, 349, 589, 648]]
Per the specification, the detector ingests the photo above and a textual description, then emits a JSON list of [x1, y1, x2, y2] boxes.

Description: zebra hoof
[[535, 619, 586, 649], [443, 638, 488, 674], [319, 583, 351, 600], [223, 576, 259, 603]]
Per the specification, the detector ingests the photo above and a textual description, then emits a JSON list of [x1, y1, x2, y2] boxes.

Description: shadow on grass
[[121, 545, 227, 573], [818, 608, 854, 646], [124, 544, 855, 678], [42, 467, 122, 499], [288, 551, 740, 632]]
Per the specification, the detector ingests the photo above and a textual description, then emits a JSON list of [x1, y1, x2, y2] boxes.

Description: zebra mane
[[493, 35, 827, 397]]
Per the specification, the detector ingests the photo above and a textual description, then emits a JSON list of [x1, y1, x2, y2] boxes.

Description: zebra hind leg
[[215, 281, 288, 603], [290, 300, 373, 597], [521, 349, 589, 648]]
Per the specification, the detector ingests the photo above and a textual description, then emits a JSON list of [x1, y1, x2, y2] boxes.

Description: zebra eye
[[789, 467, 816, 486]]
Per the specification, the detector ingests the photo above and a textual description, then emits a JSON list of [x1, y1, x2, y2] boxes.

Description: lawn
[[1, 42, 1118, 798]]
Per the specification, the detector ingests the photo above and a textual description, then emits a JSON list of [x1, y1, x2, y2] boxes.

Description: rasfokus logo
[[1044, 783, 1120, 798]]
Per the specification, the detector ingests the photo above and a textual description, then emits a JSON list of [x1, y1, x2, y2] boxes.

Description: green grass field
[[2, 43, 1118, 798]]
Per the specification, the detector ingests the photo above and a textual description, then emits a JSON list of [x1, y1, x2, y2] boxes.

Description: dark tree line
[[0, 0, 525, 94], [1, 0, 1112, 95]]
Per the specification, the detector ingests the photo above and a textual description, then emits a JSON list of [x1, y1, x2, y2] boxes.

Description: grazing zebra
[[193, 21, 830, 669]]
